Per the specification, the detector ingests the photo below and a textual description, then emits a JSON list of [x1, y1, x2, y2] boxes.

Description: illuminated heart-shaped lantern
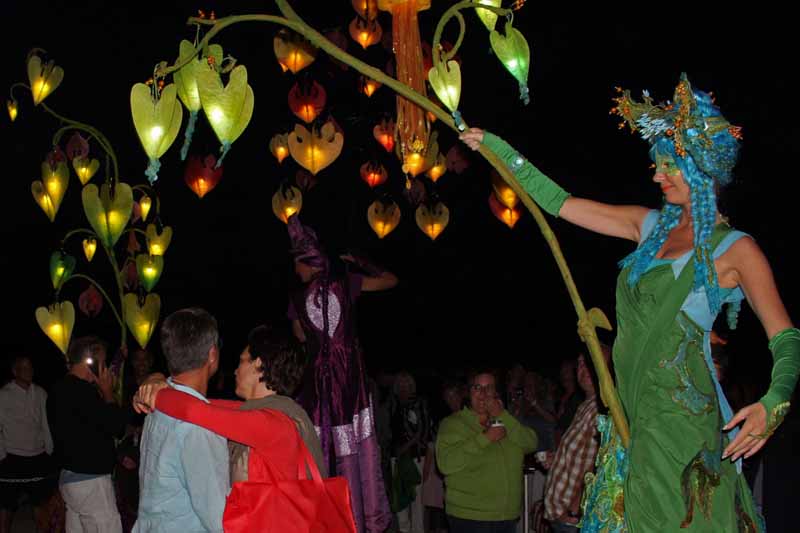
[[78, 284, 103, 318], [489, 192, 522, 228], [146, 224, 172, 256], [288, 80, 326, 124], [184, 154, 223, 199], [197, 64, 254, 163], [352, 0, 378, 19], [349, 16, 382, 49], [491, 170, 520, 208], [288, 122, 344, 175], [27, 52, 64, 106], [428, 59, 462, 117], [474, 0, 502, 31], [359, 76, 381, 97], [32, 160, 69, 222], [81, 183, 133, 248], [127, 231, 142, 254], [65, 132, 89, 161], [426, 153, 447, 183], [367, 199, 401, 239], [360, 161, 388, 188], [72, 157, 100, 185], [174, 40, 224, 160], [136, 254, 164, 292], [123, 261, 139, 290], [35, 301, 74, 354], [123, 293, 161, 349], [269, 133, 290, 164], [373, 118, 395, 152], [82, 238, 97, 262], [7, 100, 17, 122], [131, 83, 183, 183], [415, 201, 449, 240], [139, 195, 153, 222], [272, 185, 303, 224], [50, 251, 76, 290], [274, 29, 317, 74], [490, 24, 531, 104]]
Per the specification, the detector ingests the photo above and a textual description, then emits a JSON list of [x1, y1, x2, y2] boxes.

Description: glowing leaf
[[81, 183, 133, 248]]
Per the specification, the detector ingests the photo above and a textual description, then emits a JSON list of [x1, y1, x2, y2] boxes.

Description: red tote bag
[[223, 439, 357, 533]]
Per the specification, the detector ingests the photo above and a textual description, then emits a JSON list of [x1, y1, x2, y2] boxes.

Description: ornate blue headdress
[[612, 73, 743, 315]]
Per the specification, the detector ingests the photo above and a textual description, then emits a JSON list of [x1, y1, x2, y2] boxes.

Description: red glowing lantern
[[184, 154, 223, 199], [373, 118, 395, 152], [349, 16, 382, 49], [360, 161, 388, 188], [288, 80, 327, 124], [489, 192, 522, 228]]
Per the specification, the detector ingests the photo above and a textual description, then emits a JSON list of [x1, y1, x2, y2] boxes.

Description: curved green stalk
[[63, 273, 124, 328], [62, 228, 97, 245]]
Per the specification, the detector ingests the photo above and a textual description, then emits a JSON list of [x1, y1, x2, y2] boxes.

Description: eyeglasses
[[470, 384, 496, 394]]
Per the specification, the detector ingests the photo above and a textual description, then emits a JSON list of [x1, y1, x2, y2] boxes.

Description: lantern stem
[[61, 273, 124, 329], [180, 111, 199, 161], [62, 228, 98, 246], [145, 159, 161, 184]]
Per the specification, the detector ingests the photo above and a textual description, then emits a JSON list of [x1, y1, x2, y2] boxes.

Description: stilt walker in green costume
[[460, 74, 800, 532]]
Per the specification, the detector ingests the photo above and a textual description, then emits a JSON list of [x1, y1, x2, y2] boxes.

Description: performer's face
[[653, 154, 691, 206], [294, 259, 319, 283]]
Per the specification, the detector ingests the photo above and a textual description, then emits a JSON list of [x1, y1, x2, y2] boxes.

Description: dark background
[[1, 3, 797, 393]]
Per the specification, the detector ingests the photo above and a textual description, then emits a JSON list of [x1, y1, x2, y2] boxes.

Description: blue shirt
[[132, 380, 229, 533]]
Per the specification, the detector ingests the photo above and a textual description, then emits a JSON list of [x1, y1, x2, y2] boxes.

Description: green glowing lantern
[[123, 293, 161, 349], [35, 301, 75, 354], [135, 254, 164, 292], [49, 251, 76, 290], [130, 83, 183, 183], [490, 24, 531, 104], [81, 183, 133, 249], [428, 58, 462, 128], [197, 64, 254, 165], [475, 0, 502, 31]]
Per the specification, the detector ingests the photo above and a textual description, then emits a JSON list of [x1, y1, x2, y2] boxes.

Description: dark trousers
[[447, 515, 517, 533]]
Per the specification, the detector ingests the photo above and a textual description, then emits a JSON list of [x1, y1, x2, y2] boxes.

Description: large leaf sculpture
[[131, 83, 183, 183], [82, 183, 133, 249], [123, 293, 161, 349], [474, 0, 502, 31], [197, 64, 254, 164], [35, 301, 75, 354], [490, 24, 531, 104], [367, 199, 401, 239], [415, 201, 449, 240], [27, 53, 64, 106], [145, 224, 172, 256], [428, 59, 462, 115], [174, 40, 224, 159], [32, 161, 69, 222], [288, 122, 344, 175]]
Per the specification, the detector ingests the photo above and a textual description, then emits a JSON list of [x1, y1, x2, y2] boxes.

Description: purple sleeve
[[349, 273, 364, 300], [287, 298, 298, 321]]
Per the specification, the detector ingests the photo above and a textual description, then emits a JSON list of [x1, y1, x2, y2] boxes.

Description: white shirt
[[0, 381, 53, 460]]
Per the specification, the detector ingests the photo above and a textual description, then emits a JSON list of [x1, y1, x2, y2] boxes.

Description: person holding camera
[[48, 336, 129, 532]]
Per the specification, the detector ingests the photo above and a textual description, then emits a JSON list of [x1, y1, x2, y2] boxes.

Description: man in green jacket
[[436, 369, 538, 533]]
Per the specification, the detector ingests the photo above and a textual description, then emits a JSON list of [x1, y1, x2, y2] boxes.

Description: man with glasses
[[436, 370, 537, 533]]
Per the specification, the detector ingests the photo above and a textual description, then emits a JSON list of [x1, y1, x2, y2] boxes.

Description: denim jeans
[[447, 515, 517, 533]]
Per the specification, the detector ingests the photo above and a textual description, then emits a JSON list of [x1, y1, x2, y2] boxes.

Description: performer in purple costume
[[287, 215, 397, 533]]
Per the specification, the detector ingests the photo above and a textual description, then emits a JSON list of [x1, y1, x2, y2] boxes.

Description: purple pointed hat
[[287, 215, 329, 269]]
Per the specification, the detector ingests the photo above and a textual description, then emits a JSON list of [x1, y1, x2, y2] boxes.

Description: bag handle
[[296, 437, 324, 487]]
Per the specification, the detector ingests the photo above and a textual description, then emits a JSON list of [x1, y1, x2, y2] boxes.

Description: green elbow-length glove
[[482, 131, 570, 217], [758, 327, 800, 437]]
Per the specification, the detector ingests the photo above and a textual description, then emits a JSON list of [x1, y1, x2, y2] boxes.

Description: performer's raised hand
[[459, 128, 484, 151], [722, 401, 768, 461]]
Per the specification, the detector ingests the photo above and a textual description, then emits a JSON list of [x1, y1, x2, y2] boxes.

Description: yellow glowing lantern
[[145, 224, 172, 256], [31, 161, 69, 222], [274, 29, 317, 74], [427, 59, 462, 115], [367, 200, 401, 239], [35, 301, 75, 354], [288, 122, 345, 175], [7, 100, 17, 122], [139, 195, 152, 221], [130, 83, 183, 183], [360, 76, 382, 97], [27, 53, 64, 106], [72, 157, 100, 185], [360, 161, 388, 188], [174, 40, 224, 115], [135, 254, 164, 292], [349, 16, 383, 49], [352, 0, 379, 19], [272, 185, 303, 224], [81, 183, 133, 248], [402, 151, 429, 177], [82, 238, 97, 262], [491, 171, 520, 208], [474, 0, 502, 31], [197, 65, 254, 160], [269, 133, 290, 164], [123, 293, 161, 349], [426, 153, 447, 182], [415, 201, 449, 240]]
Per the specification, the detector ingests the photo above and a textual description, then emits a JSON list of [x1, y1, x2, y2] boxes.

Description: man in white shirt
[[0, 355, 55, 533]]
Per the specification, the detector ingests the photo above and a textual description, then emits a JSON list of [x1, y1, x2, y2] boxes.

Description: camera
[[84, 356, 99, 376]]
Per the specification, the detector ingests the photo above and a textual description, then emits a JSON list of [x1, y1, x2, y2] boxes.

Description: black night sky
[[2, 3, 798, 393]]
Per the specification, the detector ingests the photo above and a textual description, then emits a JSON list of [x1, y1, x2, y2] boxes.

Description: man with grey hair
[[133, 308, 229, 533]]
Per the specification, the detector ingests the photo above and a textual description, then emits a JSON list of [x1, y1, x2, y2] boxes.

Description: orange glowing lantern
[[426, 153, 447, 182], [489, 192, 522, 228], [184, 154, 223, 199], [360, 161, 388, 188], [490, 170, 519, 209], [274, 30, 317, 74], [288, 80, 326, 124], [415, 201, 449, 240], [359, 76, 382, 97], [288, 122, 344, 175], [272, 185, 303, 223], [352, 0, 379, 19], [349, 16, 383, 50], [269, 133, 290, 164], [367, 199, 401, 239], [373, 119, 396, 152]]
